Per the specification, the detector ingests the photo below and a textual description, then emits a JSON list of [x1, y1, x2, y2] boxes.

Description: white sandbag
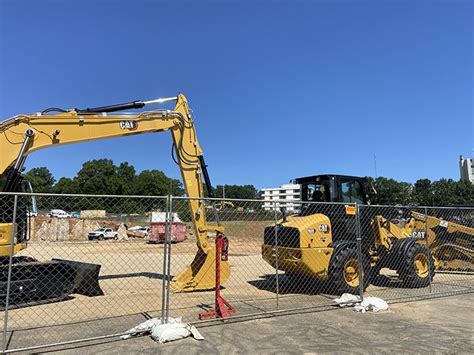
[[334, 293, 361, 307], [334, 294, 389, 313], [121, 317, 181, 339], [353, 297, 389, 313], [151, 322, 204, 343]]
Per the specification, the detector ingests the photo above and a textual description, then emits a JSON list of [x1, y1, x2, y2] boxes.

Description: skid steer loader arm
[[0, 94, 228, 293]]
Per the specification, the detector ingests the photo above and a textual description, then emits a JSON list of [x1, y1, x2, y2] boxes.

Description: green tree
[[430, 179, 457, 206], [135, 170, 184, 196], [452, 180, 474, 205], [374, 177, 413, 205], [429, 179, 474, 206], [74, 159, 119, 195], [214, 184, 259, 199], [24, 167, 55, 192], [54, 177, 79, 194], [116, 162, 137, 195], [412, 179, 432, 206]]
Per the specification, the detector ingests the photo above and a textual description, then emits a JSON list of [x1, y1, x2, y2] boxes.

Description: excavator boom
[[0, 94, 227, 309]]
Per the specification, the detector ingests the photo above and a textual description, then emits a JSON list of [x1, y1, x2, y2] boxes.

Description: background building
[[262, 183, 301, 211], [459, 155, 474, 183]]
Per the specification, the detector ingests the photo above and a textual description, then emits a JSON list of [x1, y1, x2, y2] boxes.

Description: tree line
[[23, 160, 473, 207], [25, 159, 184, 196], [22, 160, 260, 214], [371, 177, 474, 206]]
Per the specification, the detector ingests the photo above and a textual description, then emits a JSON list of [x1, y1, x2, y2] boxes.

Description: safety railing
[[0, 193, 472, 352]]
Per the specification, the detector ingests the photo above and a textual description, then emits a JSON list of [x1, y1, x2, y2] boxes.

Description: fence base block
[[199, 295, 236, 320]]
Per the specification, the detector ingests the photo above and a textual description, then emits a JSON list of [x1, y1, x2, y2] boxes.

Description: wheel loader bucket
[[171, 248, 230, 292]]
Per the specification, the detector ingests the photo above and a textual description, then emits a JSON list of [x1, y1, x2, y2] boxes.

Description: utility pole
[[374, 154, 378, 179]]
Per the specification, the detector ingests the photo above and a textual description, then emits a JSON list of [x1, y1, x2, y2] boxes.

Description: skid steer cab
[[261, 174, 436, 295]]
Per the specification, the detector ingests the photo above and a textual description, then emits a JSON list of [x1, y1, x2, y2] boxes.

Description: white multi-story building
[[459, 155, 474, 183], [261, 183, 301, 211]]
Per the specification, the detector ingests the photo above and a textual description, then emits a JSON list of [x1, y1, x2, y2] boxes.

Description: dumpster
[[148, 222, 187, 243]]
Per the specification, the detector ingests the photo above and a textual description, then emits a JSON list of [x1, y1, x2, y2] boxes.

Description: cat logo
[[412, 231, 426, 239], [119, 120, 138, 130], [318, 224, 329, 233]]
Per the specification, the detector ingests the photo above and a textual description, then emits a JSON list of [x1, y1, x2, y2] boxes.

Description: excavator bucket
[[0, 258, 103, 310], [171, 248, 230, 292], [53, 259, 104, 297]]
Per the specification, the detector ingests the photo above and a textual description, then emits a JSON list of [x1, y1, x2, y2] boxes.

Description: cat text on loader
[[374, 211, 474, 272], [0, 94, 228, 308], [262, 174, 473, 294]]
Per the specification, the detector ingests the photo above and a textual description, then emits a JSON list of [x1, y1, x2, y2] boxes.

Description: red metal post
[[198, 232, 235, 320]]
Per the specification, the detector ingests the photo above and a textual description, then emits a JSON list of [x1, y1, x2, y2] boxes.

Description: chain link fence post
[[165, 196, 173, 323], [2, 194, 18, 352], [161, 195, 171, 324], [424, 206, 433, 294], [355, 203, 365, 302], [273, 202, 279, 310]]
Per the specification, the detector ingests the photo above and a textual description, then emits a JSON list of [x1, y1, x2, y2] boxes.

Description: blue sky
[[1, 0, 472, 189]]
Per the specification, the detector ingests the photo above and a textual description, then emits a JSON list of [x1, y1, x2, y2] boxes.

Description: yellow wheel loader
[[262, 174, 473, 294], [0, 94, 227, 308]]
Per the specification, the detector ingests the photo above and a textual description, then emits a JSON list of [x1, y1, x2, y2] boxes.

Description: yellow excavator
[[0, 94, 228, 308], [262, 174, 473, 294]]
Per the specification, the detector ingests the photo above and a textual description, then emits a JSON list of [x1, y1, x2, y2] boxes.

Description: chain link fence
[[1, 193, 473, 352], [0, 193, 170, 352]]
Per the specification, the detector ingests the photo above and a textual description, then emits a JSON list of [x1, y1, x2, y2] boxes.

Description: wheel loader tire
[[329, 247, 370, 294], [397, 243, 434, 288]]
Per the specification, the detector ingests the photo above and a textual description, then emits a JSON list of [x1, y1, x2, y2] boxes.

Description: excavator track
[[0, 257, 103, 310]]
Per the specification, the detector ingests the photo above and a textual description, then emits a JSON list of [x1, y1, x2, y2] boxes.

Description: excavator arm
[[0, 94, 228, 291]]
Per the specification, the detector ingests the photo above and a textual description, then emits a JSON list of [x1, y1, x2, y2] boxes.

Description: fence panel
[[166, 198, 367, 322], [1, 193, 472, 352], [267, 201, 363, 311], [167, 197, 278, 321], [1, 193, 168, 352], [358, 204, 474, 302], [422, 206, 474, 294]]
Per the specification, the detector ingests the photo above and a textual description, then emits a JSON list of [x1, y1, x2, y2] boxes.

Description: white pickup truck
[[88, 228, 118, 240]]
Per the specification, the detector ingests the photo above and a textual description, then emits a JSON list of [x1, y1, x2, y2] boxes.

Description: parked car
[[47, 209, 71, 218], [137, 226, 150, 235], [70, 211, 80, 218], [88, 228, 118, 240], [127, 226, 150, 237]]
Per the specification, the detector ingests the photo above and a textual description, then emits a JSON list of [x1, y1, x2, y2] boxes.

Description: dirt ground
[[5, 293, 474, 354], [1, 230, 473, 352]]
